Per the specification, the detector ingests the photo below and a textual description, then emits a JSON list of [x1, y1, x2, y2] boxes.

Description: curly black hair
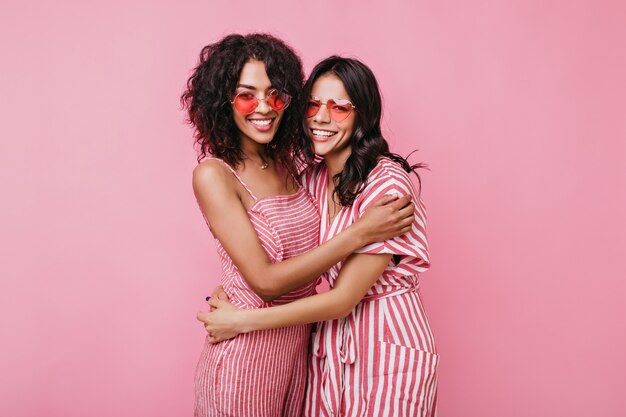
[[181, 33, 305, 170], [297, 56, 426, 206]]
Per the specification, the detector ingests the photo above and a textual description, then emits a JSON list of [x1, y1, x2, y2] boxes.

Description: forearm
[[203, 253, 392, 342], [236, 289, 356, 332], [244, 224, 367, 300]]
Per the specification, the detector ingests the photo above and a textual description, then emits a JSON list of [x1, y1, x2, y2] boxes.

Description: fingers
[[207, 330, 225, 344], [208, 297, 220, 309], [371, 194, 398, 207], [207, 331, 219, 343], [199, 313, 224, 344], [388, 194, 413, 210], [399, 215, 414, 229], [386, 216, 414, 239], [197, 311, 209, 323], [397, 201, 416, 220], [212, 285, 229, 301], [211, 285, 224, 296]]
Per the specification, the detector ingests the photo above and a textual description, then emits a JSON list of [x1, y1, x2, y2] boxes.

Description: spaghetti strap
[[204, 157, 258, 200]]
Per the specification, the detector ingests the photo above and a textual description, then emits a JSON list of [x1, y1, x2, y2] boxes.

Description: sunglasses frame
[[230, 88, 292, 115], [306, 96, 356, 122]]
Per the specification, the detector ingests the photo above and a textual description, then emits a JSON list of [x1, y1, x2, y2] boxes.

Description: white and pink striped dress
[[194, 158, 320, 417], [301, 157, 439, 417]]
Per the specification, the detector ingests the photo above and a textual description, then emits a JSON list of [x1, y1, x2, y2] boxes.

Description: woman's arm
[[198, 252, 392, 341], [194, 161, 412, 301]]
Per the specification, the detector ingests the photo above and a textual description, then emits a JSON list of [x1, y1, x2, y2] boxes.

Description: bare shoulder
[[193, 159, 230, 181], [192, 159, 237, 199]]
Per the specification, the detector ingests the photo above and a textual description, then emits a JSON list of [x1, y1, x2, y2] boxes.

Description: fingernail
[[205, 296, 211, 301]]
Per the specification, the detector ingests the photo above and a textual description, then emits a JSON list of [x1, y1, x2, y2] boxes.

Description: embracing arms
[[199, 252, 392, 342], [193, 161, 412, 301]]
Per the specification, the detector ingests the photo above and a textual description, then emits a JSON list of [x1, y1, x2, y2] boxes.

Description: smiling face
[[307, 73, 356, 161], [232, 59, 284, 146]]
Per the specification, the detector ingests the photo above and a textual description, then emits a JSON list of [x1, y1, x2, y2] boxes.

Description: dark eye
[[307, 100, 321, 109], [331, 104, 350, 113], [237, 92, 256, 101]]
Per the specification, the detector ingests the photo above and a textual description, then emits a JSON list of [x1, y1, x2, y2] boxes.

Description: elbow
[[329, 295, 360, 320], [335, 306, 355, 320], [246, 275, 281, 302]]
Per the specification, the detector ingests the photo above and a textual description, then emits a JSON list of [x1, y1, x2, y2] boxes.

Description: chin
[[253, 134, 275, 144], [312, 142, 334, 157], [312, 145, 325, 157], [246, 130, 278, 145]]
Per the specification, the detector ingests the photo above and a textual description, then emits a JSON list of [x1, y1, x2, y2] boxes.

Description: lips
[[248, 118, 275, 132], [310, 128, 337, 142]]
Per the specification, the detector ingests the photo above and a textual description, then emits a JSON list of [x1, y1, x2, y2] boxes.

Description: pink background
[[1, 1, 625, 416]]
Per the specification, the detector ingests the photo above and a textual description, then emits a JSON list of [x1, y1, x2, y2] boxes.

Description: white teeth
[[250, 119, 272, 126], [312, 129, 336, 137]]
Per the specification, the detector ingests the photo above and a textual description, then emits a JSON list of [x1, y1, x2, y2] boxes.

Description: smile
[[311, 128, 337, 141], [248, 118, 275, 132]]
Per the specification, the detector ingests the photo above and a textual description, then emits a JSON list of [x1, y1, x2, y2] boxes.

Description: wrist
[[348, 222, 368, 248], [236, 309, 253, 333]]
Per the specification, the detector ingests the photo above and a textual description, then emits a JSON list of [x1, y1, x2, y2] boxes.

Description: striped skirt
[[194, 324, 312, 417]]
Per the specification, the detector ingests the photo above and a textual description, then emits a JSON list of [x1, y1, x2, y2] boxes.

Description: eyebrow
[[236, 84, 274, 90]]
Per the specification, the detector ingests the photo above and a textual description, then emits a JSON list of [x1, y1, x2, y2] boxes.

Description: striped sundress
[[301, 157, 439, 417], [194, 158, 320, 417]]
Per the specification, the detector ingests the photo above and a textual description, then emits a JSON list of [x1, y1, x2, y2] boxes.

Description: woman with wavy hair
[[200, 56, 438, 417], [182, 35, 414, 417]]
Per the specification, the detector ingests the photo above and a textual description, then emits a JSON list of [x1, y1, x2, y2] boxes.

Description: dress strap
[[204, 157, 258, 201]]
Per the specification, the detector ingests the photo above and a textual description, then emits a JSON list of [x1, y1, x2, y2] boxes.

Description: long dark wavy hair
[[181, 33, 305, 171], [297, 56, 425, 206]]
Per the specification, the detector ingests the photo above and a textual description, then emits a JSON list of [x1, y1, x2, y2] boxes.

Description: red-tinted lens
[[306, 97, 354, 121], [267, 90, 291, 111], [327, 99, 353, 122], [233, 92, 258, 115], [306, 99, 322, 118]]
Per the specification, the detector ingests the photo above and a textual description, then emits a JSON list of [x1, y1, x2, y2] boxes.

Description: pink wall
[[1, 1, 625, 416]]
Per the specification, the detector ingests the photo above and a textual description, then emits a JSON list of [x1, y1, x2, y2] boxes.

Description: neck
[[324, 146, 352, 182], [240, 136, 269, 167]]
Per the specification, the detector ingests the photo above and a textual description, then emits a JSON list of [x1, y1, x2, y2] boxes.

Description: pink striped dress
[[301, 157, 439, 417], [194, 158, 320, 417]]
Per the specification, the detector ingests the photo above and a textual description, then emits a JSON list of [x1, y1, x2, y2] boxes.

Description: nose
[[254, 95, 272, 114], [312, 104, 331, 124]]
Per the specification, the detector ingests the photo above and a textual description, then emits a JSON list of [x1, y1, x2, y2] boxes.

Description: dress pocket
[[371, 340, 439, 377], [363, 341, 439, 415]]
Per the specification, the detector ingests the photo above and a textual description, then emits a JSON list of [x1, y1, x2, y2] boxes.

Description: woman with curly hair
[[182, 35, 414, 417], [200, 56, 438, 417]]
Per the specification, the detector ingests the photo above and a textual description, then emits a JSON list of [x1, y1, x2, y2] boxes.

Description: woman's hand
[[206, 285, 230, 311], [196, 298, 243, 344], [355, 194, 415, 243]]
